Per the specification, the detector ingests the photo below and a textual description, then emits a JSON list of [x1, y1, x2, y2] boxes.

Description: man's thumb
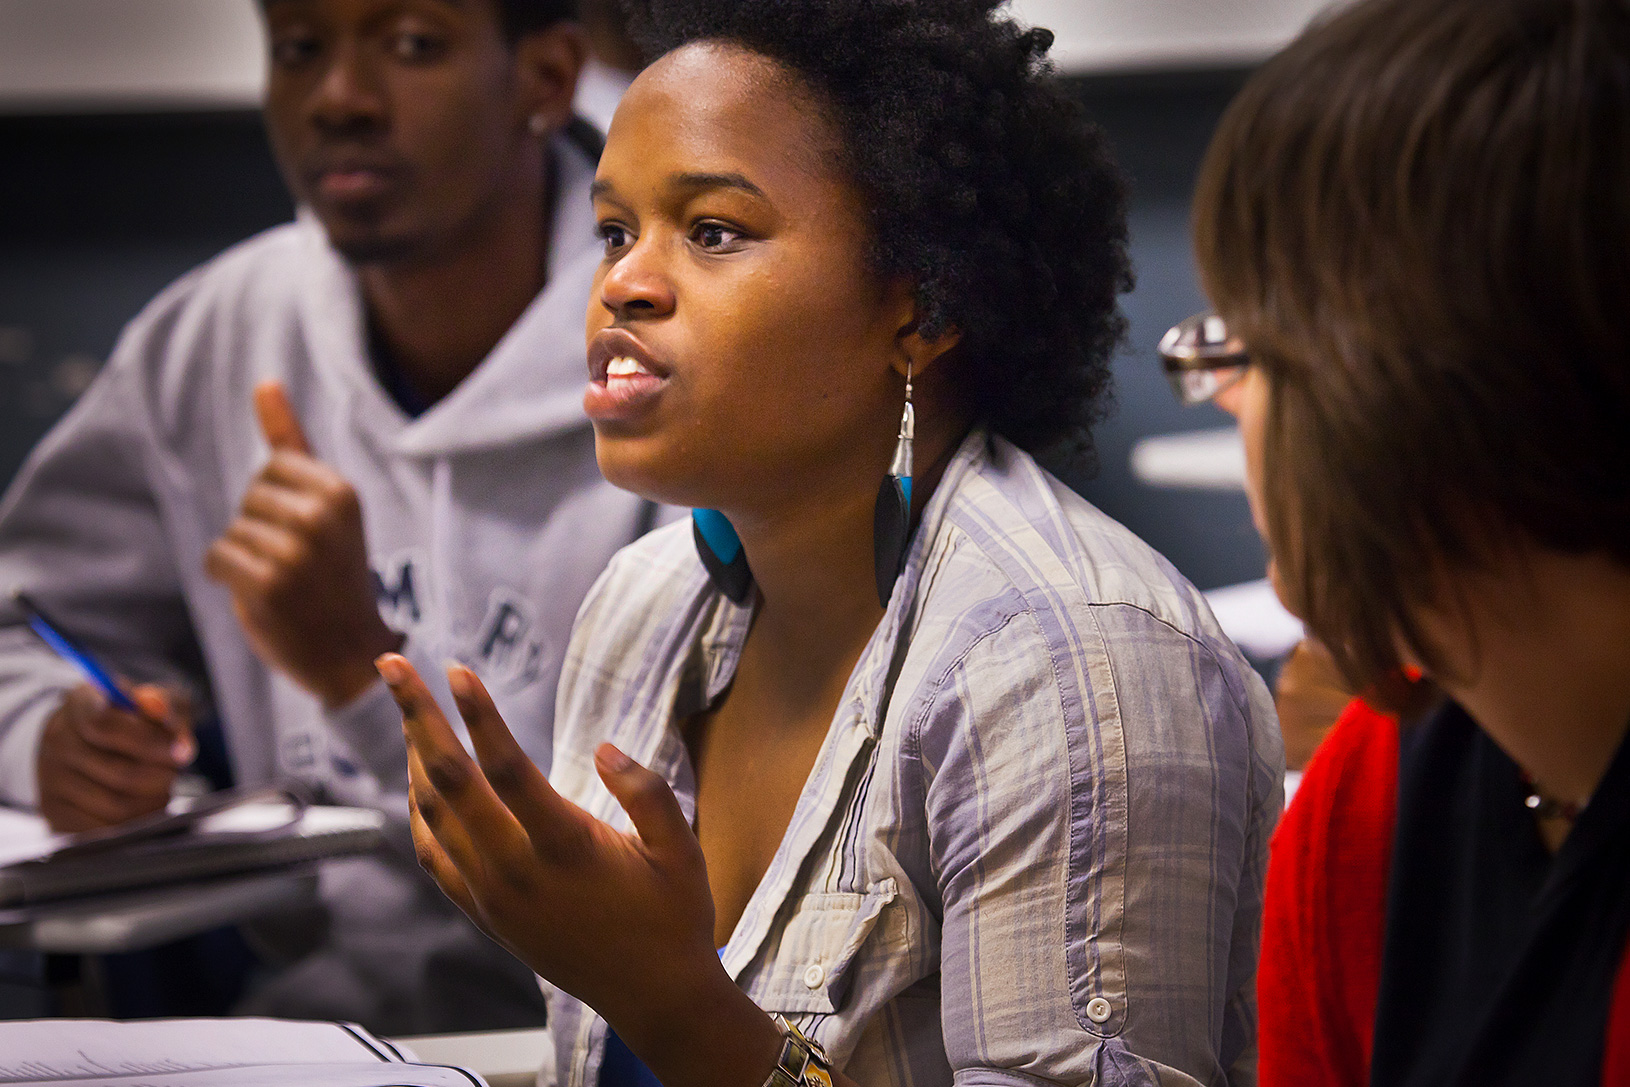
[[254, 380, 311, 455]]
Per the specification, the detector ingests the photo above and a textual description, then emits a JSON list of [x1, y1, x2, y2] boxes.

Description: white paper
[[0, 799, 383, 875], [0, 1019, 409, 1082], [0, 806, 60, 868], [191, 801, 302, 835], [2, 1065, 483, 1087]]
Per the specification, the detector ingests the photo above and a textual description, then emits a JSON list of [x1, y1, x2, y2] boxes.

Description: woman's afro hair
[[628, 0, 1133, 463]]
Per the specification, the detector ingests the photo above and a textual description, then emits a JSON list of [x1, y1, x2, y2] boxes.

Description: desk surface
[[0, 868, 317, 954], [392, 1028, 552, 1087]]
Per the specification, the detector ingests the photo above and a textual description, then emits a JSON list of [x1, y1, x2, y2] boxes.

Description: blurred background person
[[1170, 0, 1630, 1081], [0, 0, 659, 1033]]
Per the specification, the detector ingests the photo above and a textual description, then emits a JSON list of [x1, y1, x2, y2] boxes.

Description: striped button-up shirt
[[544, 430, 1282, 1086]]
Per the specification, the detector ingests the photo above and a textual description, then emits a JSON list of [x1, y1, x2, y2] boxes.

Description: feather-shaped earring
[[692, 508, 753, 603], [872, 362, 914, 606]]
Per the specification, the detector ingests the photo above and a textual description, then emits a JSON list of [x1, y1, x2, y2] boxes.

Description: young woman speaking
[[379, 1, 1281, 1083]]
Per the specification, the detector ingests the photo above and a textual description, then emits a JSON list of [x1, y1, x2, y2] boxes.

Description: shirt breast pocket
[[756, 879, 902, 1015]]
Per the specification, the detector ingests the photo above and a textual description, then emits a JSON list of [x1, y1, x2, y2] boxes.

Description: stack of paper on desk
[[0, 1018, 487, 1086], [0, 788, 385, 907]]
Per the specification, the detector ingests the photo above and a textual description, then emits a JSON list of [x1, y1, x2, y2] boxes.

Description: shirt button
[[1086, 996, 1113, 1024], [803, 963, 825, 990]]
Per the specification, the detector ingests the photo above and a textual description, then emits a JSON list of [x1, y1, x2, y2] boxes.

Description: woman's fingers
[[446, 663, 552, 807], [129, 685, 194, 765], [447, 663, 594, 864], [406, 772, 480, 918], [594, 743, 702, 869], [407, 744, 496, 887], [377, 653, 532, 865]]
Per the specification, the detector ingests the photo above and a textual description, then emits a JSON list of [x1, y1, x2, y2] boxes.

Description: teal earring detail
[[872, 364, 914, 607], [692, 366, 916, 607], [692, 507, 753, 604]]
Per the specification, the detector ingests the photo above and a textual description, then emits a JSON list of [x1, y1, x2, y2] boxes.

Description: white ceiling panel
[[1011, 0, 1337, 73], [0, 0, 1339, 114], [0, 0, 265, 112]]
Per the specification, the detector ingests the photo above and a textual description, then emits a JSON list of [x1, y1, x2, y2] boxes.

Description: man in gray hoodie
[[0, 0, 651, 1032]]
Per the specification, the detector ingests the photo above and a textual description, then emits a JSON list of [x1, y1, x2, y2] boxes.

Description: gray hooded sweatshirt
[[0, 137, 652, 1032]]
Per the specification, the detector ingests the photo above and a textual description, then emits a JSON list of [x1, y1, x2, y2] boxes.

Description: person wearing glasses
[[375, 0, 1285, 1083], [1163, 0, 1630, 1082]]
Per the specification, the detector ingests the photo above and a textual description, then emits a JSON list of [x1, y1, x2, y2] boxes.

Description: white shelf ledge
[[1130, 426, 1247, 491], [1203, 577, 1304, 660]]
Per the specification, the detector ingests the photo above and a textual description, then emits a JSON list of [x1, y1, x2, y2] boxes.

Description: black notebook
[[0, 787, 385, 907]]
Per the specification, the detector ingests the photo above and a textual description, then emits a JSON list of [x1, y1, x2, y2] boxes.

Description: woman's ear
[[888, 282, 960, 378], [514, 22, 589, 138]]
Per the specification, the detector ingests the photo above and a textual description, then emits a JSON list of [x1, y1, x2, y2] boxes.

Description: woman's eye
[[692, 222, 745, 251], [598, 224, 632, 253], [270, 33, 322, 69]]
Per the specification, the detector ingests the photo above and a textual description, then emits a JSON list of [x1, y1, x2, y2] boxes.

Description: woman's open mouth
[[585, 334, 670, 423]]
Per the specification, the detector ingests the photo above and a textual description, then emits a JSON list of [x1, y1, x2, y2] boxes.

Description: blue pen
[[12, 589, 146, 716]]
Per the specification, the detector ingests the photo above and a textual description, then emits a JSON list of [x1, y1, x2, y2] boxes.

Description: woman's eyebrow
[[589, 172, 768, 205], [669, 172, 768, 199]]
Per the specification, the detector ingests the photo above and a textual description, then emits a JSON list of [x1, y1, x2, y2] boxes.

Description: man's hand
[[37, 682, 192, 833], [204, 380, 401, 708]]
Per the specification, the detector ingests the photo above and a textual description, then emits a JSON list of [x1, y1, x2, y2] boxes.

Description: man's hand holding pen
[[37, 682, 192, 834], [33, 379, 400, 835]]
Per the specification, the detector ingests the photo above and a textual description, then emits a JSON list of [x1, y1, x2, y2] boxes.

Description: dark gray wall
[[0, 111, 294, 480], [1057, 69, 1266, 592], [0, 70, 1265, 592]]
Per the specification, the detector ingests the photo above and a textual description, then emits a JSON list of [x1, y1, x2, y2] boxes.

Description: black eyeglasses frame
[[1158, 312, 1251, 406]]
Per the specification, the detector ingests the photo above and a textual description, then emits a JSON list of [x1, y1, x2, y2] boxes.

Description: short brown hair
[[1193, 0, 1630, 694]]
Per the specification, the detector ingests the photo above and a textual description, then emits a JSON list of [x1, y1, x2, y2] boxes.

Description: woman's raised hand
[[374, 652, 722, 1035], [377, 654, 813, 1087]]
